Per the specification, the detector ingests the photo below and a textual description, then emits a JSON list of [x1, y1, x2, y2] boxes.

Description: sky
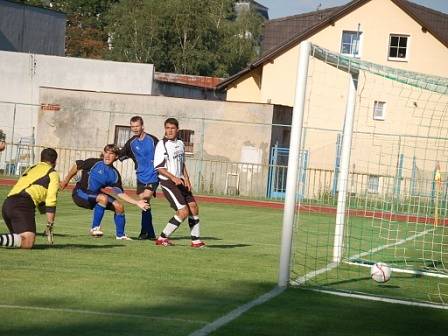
[[257, 0, 448, 19]]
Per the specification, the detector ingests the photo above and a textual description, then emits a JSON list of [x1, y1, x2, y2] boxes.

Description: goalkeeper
[[0, 148, 59, 248]]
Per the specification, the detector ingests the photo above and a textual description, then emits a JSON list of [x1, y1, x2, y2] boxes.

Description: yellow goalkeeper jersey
[[7, 162, 60, 212]]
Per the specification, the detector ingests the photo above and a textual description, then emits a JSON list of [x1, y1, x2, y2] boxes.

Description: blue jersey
[[119, 133, 158, 184], [75, 158, 123, 194]]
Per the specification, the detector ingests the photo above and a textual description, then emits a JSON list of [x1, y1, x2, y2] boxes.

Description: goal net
[[284, 42, 448, 307]]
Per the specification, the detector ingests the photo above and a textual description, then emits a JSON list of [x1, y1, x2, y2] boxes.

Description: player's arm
[[183, 165, 192, 191], [101, 186, 149, 211], [158, 167, 184, 186], [60, 163, 79, 190], [44, 171, 60, 244], [118, 138, 133, 162], [116, 191, 149, 211], [0, 129, 6, 152]]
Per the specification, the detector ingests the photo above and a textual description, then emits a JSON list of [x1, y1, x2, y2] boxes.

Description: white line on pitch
[[188, 286, 285, 336], [0, 304, 208, 325], [350, 228, 435, 260], [308, 288, 448, 310]]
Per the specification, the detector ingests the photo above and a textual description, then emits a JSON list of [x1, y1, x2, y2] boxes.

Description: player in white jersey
[[153, 118, 205, 248]]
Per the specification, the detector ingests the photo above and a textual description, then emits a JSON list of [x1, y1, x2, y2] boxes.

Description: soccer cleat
[[191, 241, 206, 248], [89, 227, 104, 238], [138, 232, 156, 240], [155, 237, 174, 246], [116, 235, 133, 241]]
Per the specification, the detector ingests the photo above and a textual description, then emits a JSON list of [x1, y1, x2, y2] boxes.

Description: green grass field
[[0, 186, 447, 336]]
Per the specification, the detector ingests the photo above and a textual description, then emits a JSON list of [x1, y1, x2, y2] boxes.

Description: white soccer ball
[[370, 262, 392, 283]]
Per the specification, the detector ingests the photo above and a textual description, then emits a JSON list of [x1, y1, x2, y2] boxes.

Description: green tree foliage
[[105, 0, 263, 77], [15, 0, 264, 76]]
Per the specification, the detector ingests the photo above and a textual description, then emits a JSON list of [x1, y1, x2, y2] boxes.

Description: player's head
[[164, 118, 179, 140], [130, 116, 144, 136], [41, 148, 58, 167], [103, 144, 120, 165]]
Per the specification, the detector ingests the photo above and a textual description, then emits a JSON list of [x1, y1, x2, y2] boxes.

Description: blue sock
[[141, 209, 155, 237], [92, 204, 106, 229], [114, 213, 126, 237]]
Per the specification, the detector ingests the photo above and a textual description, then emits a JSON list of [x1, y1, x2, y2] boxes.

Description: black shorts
[[160, 179, 196, 210], [1, 194, 36, 234], [72, 188, 115, 211], [136, 181, 159, 196]]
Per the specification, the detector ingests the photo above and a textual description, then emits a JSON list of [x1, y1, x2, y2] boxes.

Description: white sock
[[0, 233, 22, 248]]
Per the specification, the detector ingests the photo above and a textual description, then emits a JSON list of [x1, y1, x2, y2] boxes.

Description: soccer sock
[[188, 216, 201, 241], [114, 213, 126, 237], [160, 215, 182, 239], [141, 209, 156, 237], [92, 203, 106, 229], [0, 233, 22, 248]]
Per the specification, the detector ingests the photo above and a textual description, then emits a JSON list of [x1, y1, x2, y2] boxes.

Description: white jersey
[[154, 138, 185, 180]]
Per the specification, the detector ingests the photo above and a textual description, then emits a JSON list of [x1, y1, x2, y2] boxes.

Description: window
[[178, 129, 194, 154], [114, 125, 131, 148], [373, 101, 386, 120], [388, 34, 409, 60], [341, 31, 362, 57], [368, 175, 380, 193]]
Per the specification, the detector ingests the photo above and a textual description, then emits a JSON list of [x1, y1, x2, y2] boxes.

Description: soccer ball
[[370, 262, 392, 283]]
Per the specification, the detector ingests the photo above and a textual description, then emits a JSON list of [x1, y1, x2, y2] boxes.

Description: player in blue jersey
[[60, 144, 149, 240], [119, 116, 159, 240]]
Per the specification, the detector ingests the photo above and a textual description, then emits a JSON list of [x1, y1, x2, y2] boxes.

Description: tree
[[105, 0, 263, 77]]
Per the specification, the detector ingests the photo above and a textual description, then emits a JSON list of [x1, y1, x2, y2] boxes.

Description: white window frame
[[114, 125, 132, 148], [367, 175, 380, 194], [373, 101, 386, 121], [340, 30, 363, 58], [388, 34, 410, 62]]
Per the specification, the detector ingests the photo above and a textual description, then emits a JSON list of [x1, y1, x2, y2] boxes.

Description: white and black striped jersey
[[154, 137, 185, 180]]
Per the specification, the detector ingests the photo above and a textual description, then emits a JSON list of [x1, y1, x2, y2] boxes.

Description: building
[[0, 0, 66, 56], [217, 0, 448, 198]]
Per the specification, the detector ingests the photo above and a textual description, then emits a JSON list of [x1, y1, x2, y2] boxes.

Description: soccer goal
[[279, 41, 448, 307]]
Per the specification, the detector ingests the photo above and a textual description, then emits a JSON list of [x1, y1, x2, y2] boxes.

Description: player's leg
[[111, 199, 132, 240], [184, 189, 205, 248], [0, 196, 36, 249], [136, 182, 157, 240], [156, 181, 189, 246], [72, 188, 104, 237]]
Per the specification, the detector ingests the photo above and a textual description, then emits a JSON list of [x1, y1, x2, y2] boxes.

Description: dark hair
[[41, 148, 58, 164], [130, 116, 144, 125], [103, 144, 120, 155], [164, 117, 179, 128]]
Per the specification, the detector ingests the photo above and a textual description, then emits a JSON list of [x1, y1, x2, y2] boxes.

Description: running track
[[0, 178, 446, 226]]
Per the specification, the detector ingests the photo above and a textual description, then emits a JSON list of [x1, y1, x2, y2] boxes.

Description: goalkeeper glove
[[44, 222, 54, 245]]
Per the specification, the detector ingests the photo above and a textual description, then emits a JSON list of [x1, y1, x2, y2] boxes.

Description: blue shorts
[[72, 188, 115, 211]]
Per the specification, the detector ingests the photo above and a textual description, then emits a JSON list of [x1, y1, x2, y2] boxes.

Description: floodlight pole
[[278, 41, 311, 287], [333, 73, 358, 263]]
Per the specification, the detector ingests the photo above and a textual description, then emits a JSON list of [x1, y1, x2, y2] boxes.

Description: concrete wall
[[38, 87, 274, 196], [0, 50, 154, 145]]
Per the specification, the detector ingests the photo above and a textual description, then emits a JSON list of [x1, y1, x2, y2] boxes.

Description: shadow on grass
[[170, 236, 223, 241], [33, 244, 125, 250], [207, 244, 252, 249]]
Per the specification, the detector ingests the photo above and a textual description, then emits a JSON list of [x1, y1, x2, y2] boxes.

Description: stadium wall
[[37, 87, 273, 196], [0, 50, 154, 145]]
